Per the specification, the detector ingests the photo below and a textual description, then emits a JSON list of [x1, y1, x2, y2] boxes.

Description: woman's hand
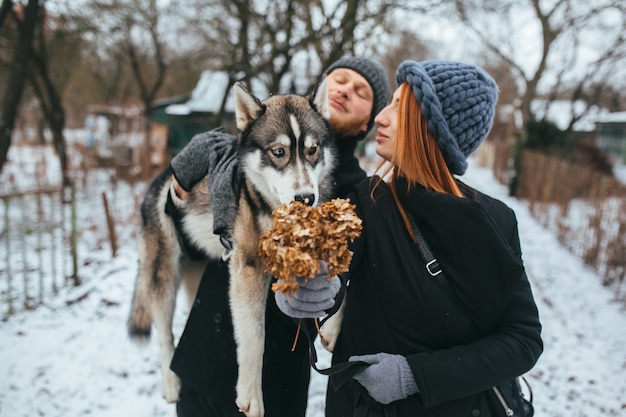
[[349, 352, 419, 404]]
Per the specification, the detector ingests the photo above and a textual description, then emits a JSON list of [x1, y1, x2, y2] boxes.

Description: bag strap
[[407, 215, 472, 329], [519, 376, 534, 403], [408, 214, 533, 412], [299, 318, 369, 390], [409, 218, 443, 278]]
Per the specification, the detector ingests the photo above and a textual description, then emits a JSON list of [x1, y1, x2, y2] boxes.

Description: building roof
[[595, 111, 626, 124], [164, 71, 268, 116], [531, 100, 609, 132]]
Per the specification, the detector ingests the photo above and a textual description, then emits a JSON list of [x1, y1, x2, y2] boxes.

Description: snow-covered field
[[1, 152, 625, 417]]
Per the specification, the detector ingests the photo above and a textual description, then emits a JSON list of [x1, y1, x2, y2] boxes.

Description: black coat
[[170, 135, 367, 417], [326, 177, 543, 417]]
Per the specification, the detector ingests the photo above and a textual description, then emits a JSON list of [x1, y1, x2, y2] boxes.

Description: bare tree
[[300, 0, 397, 77], [181, 0, 398, 107], [28, 4, 85, 185], [446, 0, 626, 129], [1, 0, 89, 183], [381, 30, 432, 90], [88, 0, 171, 178], [81, 39, 137, 106], [0, 0, 39, 174]]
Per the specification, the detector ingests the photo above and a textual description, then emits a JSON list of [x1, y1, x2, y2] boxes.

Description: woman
[[276, 60, 543, 416]]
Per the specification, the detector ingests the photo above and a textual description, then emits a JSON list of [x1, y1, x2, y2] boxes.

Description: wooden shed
[[149, 71, 267, 158], [595, 111, 626, 164]]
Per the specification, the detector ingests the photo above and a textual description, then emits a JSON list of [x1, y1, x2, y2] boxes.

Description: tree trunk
[[0, 0, 40, 174], [141, 113, 152, 179], [30, 9, 70, 186]]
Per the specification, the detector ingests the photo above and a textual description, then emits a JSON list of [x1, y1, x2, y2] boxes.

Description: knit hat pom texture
[[396, 60, 498, 175]]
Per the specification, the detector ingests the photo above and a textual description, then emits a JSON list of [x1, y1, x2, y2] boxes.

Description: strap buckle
[[426, 259, 442, 276]]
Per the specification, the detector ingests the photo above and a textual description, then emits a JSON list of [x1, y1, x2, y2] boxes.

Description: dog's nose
[[294, 194, 315, 206]]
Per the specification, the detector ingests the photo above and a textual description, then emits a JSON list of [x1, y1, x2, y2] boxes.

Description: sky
[[0, 151, 625, 417]]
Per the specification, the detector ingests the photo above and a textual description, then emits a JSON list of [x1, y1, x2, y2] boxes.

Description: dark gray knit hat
[[396, 60, 498, 175], [324, 56, 391, 136]]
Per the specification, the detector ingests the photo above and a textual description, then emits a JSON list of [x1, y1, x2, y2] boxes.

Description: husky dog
[[127, 78, 335, 417]]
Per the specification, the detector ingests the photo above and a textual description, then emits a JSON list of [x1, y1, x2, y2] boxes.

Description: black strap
[[408, 214, 533, 410], [519, 375, 534, 403], [300, 318, 370, 390], [408, 215, 478, 334], [407, 216, 457, 299]]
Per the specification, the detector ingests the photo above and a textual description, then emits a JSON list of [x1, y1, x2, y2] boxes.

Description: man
[[168, 56, 390, 417]]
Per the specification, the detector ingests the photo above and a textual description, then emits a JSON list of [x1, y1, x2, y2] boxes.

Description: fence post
[[50, 193, 58, 293], [102, 192, 118, 257], [3, 199, 14, 315], [37, 193, 44, 303], [70, 184, 80, 286], [19, 195, 28, 308]]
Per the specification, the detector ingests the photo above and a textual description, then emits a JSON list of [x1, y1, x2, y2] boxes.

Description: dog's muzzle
[[295, 194, 316, 206]]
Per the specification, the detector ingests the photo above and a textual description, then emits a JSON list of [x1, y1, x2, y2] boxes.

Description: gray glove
[[170, 128, 233, 191], [349, 353, 419, 405], [275, 261, 341, 318], [170, 128, 241, 249]]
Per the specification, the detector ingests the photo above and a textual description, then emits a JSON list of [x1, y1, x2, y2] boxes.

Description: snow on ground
[[614, 162, 626, 185], [1, 157, 625, 417]]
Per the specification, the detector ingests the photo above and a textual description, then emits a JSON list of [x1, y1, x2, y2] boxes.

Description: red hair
[[373, 82, 463, 242]]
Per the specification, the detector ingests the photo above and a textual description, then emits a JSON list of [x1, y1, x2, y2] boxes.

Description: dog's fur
[[127, 78, 335, 417]]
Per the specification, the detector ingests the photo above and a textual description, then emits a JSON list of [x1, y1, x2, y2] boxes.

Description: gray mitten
[[169, 128, 241, 250], [170, 128, 234, 191], [349, 352, 419, 405], [207, 142, 240, 249], [275, 261, 341, 318]]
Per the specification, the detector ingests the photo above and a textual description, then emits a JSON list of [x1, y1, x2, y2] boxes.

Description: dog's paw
[[162, 369, 181, 403], [236, 398, 263, 417], [320, 308, 343, 352], [236, 381, 264, 417], [321, 324, 339, 352]]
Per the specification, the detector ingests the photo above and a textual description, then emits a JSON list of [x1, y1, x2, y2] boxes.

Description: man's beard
[[331, 114, 369, 139]]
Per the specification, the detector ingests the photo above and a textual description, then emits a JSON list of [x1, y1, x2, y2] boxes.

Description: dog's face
[[234, 77, 335, 208]]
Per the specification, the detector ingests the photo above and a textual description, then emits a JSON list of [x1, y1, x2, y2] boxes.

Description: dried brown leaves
[[258, 198, 362, 295]]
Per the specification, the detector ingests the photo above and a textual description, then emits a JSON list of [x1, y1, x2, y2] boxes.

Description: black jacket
[[326, 177, 543, 417], [170, 134, 367, 417]]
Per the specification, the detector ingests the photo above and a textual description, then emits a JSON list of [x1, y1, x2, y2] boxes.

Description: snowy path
[[1, 160, 625, 417]]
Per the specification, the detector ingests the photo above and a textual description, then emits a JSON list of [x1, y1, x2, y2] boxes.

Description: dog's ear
[[310, 75, 330, 122], [234, 81, 265, 131]]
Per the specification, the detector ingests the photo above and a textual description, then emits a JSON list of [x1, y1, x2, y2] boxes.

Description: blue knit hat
[[396, 60, 498, 175], [325, 56, 391, 138]]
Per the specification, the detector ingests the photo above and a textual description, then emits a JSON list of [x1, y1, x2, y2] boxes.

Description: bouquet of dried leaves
[[259, 198, 363, 295]]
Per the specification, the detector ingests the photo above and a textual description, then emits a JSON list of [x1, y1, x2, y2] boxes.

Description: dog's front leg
[[229, 255, 271, 417], [320, 296, 345, 352]]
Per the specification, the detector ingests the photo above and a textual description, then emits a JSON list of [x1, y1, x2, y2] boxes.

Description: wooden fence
[[0, 186, 78, 316], [475, 140, 626, 301]]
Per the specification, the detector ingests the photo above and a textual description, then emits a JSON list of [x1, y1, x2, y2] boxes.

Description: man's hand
[[275, 261, 341, 318], [171, 177, 189, 200]]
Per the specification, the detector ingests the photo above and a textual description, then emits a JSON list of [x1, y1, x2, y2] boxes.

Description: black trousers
[[171, 259, 311, 417]]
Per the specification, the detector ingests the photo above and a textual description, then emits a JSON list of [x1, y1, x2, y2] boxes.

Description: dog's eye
[[272, 148, 285, 158], [307, 146, 318, 156]]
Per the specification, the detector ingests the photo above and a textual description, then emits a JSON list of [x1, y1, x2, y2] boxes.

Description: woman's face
[[373, 86, 400, 161]]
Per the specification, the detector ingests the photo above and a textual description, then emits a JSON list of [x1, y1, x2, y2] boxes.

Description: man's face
[[326, 68, 374, 138]]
